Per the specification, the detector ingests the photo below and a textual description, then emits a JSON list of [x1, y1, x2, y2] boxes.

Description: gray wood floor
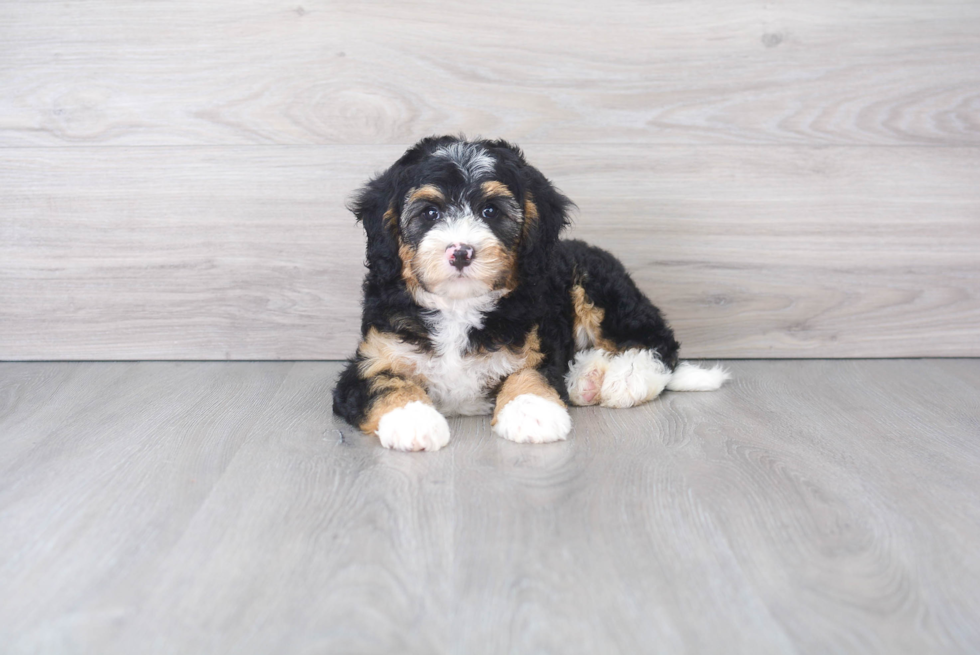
[[1, 360, 979, 654]]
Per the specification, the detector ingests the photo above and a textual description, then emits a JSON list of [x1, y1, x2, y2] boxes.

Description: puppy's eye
[[481, 205, 499, 220], [422, 206, 441, 221]]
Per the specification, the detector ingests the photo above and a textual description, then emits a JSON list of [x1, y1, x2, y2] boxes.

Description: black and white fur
[[333, 136, 728, 451]]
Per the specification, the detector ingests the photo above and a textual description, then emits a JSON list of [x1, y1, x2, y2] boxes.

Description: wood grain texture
[[0, 1, 978, 146], [1, 360, 979, 653], [2, 145, 978, 359], [2, 1, 979, 358]]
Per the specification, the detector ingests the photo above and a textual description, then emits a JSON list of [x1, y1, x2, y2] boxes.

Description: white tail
[[666, 362, 731, 392]]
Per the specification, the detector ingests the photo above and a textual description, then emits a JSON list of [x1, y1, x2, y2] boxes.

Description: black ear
[[518, 162, 573, 279], [481, 139, 572, 278], [347, 166, 403, 284], [349, 138, 448, 283]]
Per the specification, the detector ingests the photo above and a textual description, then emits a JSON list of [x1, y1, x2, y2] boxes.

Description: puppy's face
[[352, 137, 570, 302], [398, 174, 523, 300]]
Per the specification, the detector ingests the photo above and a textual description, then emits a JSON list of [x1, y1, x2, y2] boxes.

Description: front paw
[[375, 401, 451, 452], [493, 394, 571, 444]]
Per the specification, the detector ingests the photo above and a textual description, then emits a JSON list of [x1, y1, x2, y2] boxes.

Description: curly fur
[[332, 136, 727, 449]]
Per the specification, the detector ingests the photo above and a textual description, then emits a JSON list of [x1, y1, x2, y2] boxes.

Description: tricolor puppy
[[333, 136, 728, 451]]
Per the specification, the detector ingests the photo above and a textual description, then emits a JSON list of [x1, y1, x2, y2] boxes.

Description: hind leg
[[600, 348, 673, 408], [567, 348, 673, 408], [565, 245, 680, 408], [566, 349, 610, 406]]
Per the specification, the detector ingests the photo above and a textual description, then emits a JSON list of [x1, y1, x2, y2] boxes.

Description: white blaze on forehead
[[433, 142, 494, 183]]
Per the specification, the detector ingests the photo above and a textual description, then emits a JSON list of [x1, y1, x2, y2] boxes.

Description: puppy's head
[[350, 136, 571, 301]]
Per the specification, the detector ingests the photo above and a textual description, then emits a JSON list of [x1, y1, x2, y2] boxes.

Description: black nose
[[450, 244, 475, 271]]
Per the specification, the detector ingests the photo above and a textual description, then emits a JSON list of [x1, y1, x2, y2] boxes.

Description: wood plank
[[0, 1, 978, 146], [1, 360, 979, 652], [2, 145, 978, 359], [542, 144, 980, 358], [0, 146, 377, 360], [0, 361, 296, 648], [106, 362, 458, 654]]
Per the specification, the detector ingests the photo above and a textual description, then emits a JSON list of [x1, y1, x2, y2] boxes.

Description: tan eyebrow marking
[[406, 185, 446, 205], [481, 180, 515, 199]]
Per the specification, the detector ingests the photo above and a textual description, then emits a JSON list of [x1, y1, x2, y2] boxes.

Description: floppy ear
[[518, 163, 573, 279], [347, 167, 403, 284]]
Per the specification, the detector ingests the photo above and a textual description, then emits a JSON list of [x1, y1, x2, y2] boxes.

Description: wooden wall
[[1, 1, 978, 360]]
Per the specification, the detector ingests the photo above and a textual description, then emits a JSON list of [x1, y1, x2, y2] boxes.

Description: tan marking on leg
[[359, 375, 431, 434], [492, 368, 563, 426], [357, 327, 421, 381], [519, 326, 545, 369], [471, 325, 544, 372], [571, 284, 619, 353]]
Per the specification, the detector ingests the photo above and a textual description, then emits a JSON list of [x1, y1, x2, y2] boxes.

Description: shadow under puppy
[[333, 136, 728, 451]]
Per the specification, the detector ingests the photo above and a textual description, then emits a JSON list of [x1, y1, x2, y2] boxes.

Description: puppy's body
[[333, 136, 727, 450]]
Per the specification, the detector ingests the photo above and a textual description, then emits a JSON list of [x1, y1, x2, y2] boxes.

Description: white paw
[[565, 349, 612, 406], [375, 401, 451, 452], [599, 349, 672, 408], [493, 394, 571, 444]]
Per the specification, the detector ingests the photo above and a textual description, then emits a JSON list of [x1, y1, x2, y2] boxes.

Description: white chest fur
[[407, 292, 525, 416]]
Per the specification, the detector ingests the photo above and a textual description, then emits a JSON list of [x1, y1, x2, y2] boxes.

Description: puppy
[[333, 136, 728, 451]]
